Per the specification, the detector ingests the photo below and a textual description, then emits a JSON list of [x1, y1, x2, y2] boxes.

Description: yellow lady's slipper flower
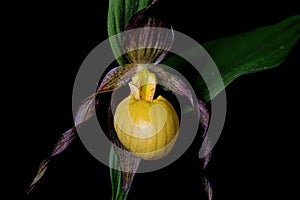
[[114, 68, 179, 160]]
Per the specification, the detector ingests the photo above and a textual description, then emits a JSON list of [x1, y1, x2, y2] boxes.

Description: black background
[[9, 0, 299, 199]]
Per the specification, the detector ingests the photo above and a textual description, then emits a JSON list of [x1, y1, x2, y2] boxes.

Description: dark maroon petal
[[148, 65, 194, 106], [74, 94, 97, 126], [204, 177, 213, 200], [197, 99, 211, 169], [27, 95, 98, 194], [122, 1, 174, 64], [27, 160, 49, 194], [27, 127, 77, 194], [28, 62, 139, 193], [97, 64, 138, 93], [197, 99, 210, 136]]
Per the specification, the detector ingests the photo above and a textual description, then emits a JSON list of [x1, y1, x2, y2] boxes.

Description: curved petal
[[28, 64, 139, 194], [97, 64, 138, 93], [148, 64, 194, 106]]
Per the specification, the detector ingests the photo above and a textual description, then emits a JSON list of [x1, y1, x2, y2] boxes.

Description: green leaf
[[163, 15, 300, 102], [109, 146, 124, 200], [107, 0, 153, 66]]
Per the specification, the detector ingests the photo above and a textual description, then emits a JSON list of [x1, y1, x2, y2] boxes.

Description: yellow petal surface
[[114, 95, 179, 160]]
